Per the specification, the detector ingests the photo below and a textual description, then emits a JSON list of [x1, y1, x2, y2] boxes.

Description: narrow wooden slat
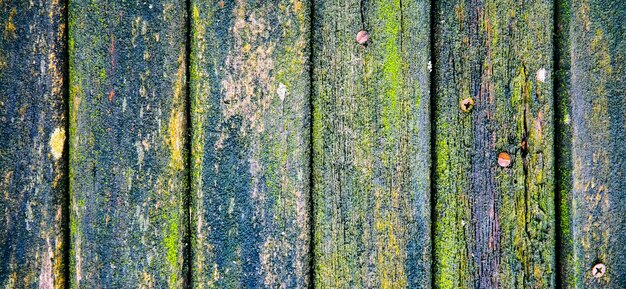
[[0, 1, 68, 288], [432, 0, 555, 288], [554, 0, 574, 287], [68, 1, 187, 287], [558, 0, 626, 287], [190, 1, 311, 288], [312, 1, 431, 287]]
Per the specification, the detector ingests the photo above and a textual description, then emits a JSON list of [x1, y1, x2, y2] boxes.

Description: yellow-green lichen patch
[[49, 127, 66, 160], [0, 51, 7, 71], [164, 218, 179, 288], [3, 8, 16, 39], [167, 50, 186, 171]]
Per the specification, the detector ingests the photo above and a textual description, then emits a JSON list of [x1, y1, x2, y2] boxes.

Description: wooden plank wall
[[1, 0, 625, 288]]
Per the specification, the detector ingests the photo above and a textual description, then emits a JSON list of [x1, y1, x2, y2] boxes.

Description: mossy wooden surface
[[311, 1, 431, 288], [560, 0, 626, 287], [68, 1, 187, 288], [3, 1, 626, 287], [0, 1, 68, 288], [190, 1, 311, 288], [432, 0, 555, 288]]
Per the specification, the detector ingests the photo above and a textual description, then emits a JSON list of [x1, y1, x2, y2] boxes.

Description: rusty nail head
[[498, 152, 511, 167], [592, 263, 606, 278], [356, 30, 369, 45], [460, 98, 475, 112]]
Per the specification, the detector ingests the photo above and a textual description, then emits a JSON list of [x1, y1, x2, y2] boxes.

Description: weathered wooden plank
[[0, 1, 68, 288], [557, 0, 626, 287], [312, 1, 431, 287], [554, 0, 574, 287], [432, 0, 555, 288], [190, 1, 311, 288], [68, 1, 187, 287]]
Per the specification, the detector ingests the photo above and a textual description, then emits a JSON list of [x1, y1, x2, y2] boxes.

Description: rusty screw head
[[592, 263, 606, 278], [460, 97, 475, 112], [498, 152, 511, 167], [356, 30, 369, 45]]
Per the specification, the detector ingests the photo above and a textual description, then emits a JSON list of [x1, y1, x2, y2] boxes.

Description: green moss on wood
[[433, 0, 555, 288], [68, 1, 188, 287], [312, 0, 431, 288], [562, 0, 626, 287]]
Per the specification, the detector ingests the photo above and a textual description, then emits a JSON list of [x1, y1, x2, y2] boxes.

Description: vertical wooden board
[[68, 1, 187, 288], [432, 0, 554, 288], [0, 1, 67, 288], [554, 0, 574, 287], [312, 1, 431, 288], [190, 1, 311, 288], [563, 0, 626, 287]]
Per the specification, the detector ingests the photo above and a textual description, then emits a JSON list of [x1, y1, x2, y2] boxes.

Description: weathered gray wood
[[68, 1, 188, 287], [558, 0, 626, 287], [190, 1, 311, 288], [432, 0, 555, 288], [312, 1, 431, 287], [0, 1, 68, 288]]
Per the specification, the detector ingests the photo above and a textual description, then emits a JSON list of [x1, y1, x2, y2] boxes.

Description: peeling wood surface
[[189, 1, 311, 288], [68, 1, 187, 288], [432, 0, 555, 288], [0, 1, 68, 288], [560, 0, 626, 287], [311, 1, 431, 287]]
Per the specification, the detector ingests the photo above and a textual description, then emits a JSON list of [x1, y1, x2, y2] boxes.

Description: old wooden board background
[[1, 0, 624, 288]]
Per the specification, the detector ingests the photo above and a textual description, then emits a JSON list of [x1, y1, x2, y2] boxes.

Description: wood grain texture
[[68, 1, 187, 288], [432, 0, 555, 288], [190, 1, 311, 288], [311, 1, 431, 288], [0, 1, 68, 288], [559, 0, 626, 287]]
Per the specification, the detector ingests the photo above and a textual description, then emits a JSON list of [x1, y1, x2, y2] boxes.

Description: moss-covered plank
[[558, 0, 626, 287], [432, 0, 555, 288], [190, 1, 311, 288], [312, 1, 431, 287], [554, 0, 573, 287], [68, 1, 187, 288], [0, 1, 68, 288]]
